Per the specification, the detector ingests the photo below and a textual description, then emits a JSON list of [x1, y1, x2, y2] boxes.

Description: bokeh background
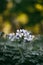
[[0, 0, 43, 34]]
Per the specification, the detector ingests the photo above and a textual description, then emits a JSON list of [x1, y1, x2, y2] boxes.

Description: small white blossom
[[16, 30, 19, 33], [16, 33, 20, 39], [20, 29, 23, 33], [28, 35, 35, 41], [16, 36, 19, 39], [6, 29, 35, 42], [21, 33, 24, 36], [7, 33, 15, 40], [16, 33, 19, 36], [22, 29, 26, 34], [24, 35, 35, 41], [19, 34, 22, 38], [27, 37, 33, 41]]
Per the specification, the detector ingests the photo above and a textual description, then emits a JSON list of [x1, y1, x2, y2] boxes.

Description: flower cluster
[[7, 29, 35, 42]]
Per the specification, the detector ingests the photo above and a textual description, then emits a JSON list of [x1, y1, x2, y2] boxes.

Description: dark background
[[0, 0, 43, 34]]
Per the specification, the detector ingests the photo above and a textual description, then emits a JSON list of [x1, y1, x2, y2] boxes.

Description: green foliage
[[0, 35, 43, 65], [0, 0, 7, 13]]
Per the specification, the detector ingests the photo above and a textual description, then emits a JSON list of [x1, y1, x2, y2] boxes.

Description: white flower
[[16, 29, 19, 33], [28, 35, 35, 41], [6, 29, 35, 42], [16, 33, 20, 37], [16, 36, 19, 39], [7, 33, 15, 40], [21, 33, 24, 36], [16, 30, 23, 38], [24, 35, 35, 41], [27, 37, 33, 41], [16, 33, 20, 39], [22, 29, 26, 34], [20, 29, 23, 33], [19, 34, 22, 38]]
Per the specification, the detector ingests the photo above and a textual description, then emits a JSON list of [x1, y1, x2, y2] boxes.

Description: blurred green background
[[0, 0, 43, 34]]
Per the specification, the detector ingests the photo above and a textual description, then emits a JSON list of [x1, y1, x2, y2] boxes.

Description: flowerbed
[[0, 29, 43, 65]]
